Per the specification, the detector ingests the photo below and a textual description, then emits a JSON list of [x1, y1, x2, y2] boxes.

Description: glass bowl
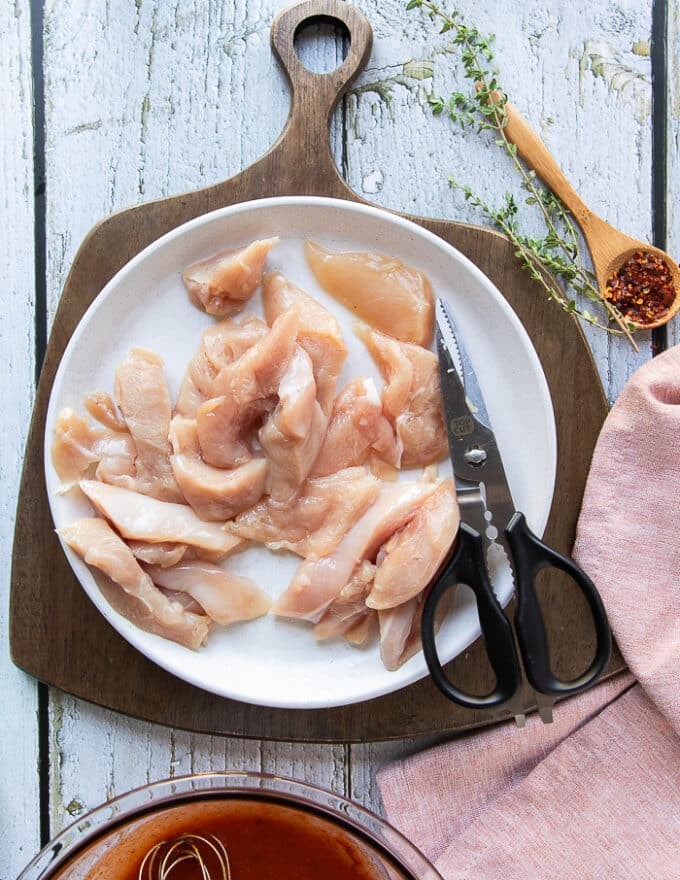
[[18, 772, 442, 880]]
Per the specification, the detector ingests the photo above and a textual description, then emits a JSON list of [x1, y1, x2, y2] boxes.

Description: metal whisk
[[138, 834, 232, 880]]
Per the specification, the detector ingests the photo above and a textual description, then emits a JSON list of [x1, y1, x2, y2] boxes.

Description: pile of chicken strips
[[52, 237, 460, 671]]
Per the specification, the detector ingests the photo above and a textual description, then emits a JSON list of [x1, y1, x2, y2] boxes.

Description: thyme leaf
[[407, 0, 638, 348]]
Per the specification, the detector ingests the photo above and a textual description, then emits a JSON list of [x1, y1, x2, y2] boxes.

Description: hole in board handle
[[294, 16, 351, 74]]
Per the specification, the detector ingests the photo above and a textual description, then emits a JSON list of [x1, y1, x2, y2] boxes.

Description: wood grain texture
[[333, 0, 658, 806], [38, 0, 351, 837], [0, 2, 41, 877], [49, 699, 346, 833], [2, 0, 665, 857], [11, 0, 625, 755], [344, 0, 656, 399]]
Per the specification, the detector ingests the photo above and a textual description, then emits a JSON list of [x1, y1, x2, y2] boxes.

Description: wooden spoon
[[501, 101, 680, 330]]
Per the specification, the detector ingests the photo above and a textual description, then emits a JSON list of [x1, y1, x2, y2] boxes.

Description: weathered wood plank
[[668, 0, 680, 348], [345, 0, 654, 400], [49, 700, 346, 831], [39, 0, 659, 840], [43, 0, 289, 320], [42, 0, 347, 836], [0, 1, 41, 876], [346, 0, 654, 796]]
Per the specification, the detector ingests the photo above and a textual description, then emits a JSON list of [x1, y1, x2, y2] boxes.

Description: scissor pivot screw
[[464, 447, 487, 467]]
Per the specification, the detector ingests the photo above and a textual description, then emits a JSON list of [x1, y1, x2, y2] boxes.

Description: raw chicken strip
[[262, 272, 347, 413], [369, 455, 399, 481], [177, 346, 220, 419], [196, 310, 299, 468], [305, 240, 434, 346], [345, 611, 376, 646], [182, 546, 242, 564], [314, 561, 375, 641], [311, 378, 401, 477], [58, 518, 210, 650], [51, 408, 136, 487], [84, 391, 127, 431], [113, 348, 183, 502], [356, 324, 448, 468], [203, 315, 269, 368], [158, 589, 205, 616], [367, 479, 459, 609], [147, 561, 270, 626], [378, 598, 420, 671], [379, 581, 452, 670], [169, 416, 267, 521], [79, 480, 244, 555], [227, 467, 379, 560], [128, 541, 187, 568], [258, 347, 328, 504], [175, 317, 269, 417], [182, 237, 279, 317], [273, 481, 438, 621]]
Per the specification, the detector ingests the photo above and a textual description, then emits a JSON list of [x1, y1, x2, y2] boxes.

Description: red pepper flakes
[[605, 250, 675, 325]]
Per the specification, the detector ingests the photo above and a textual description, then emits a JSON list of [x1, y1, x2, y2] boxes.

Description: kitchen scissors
[[421, 299, 611, 725]]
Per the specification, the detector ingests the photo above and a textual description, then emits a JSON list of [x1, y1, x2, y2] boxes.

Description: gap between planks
[[0, 1, 41, 878]]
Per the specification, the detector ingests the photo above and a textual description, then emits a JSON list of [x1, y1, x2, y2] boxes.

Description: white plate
[[45, 197, 556, 709]]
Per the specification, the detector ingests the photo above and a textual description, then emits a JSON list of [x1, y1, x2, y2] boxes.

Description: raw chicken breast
[[182, 237, 279, 317], [368, 479, 459, 609], [258, 347, 328, 504], [113, 348, 183, 502], [345, 611, 376, 646], [157, 589, 205, 616], [79, 480, 244, 556], [51, 408, 136, 487], [314, 561, 375, 641], [58, 518, 210, 650], [273, 481, 438, 622], [378, 597, 420, 671], [84, 391, 127, 431], [147, 561, 270, 625], [356, 324, 448, 468], [305, 240, 434, 346], [182, 545, 242, 565], [311, 378, 401, 477], [175, 317, 268, 417], [262, 272, 347, 413], [169, 416, 268, 521], [379, 580, 453, 670], [228, 467, 379, 560], [368, 455, 400, 481], [202, 315, 269, 367], [127, 541, 187, 568], [197, 310, 299, 468]]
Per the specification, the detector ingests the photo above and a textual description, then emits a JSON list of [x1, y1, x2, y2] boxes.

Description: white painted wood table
[[2, 0, 679, 875]]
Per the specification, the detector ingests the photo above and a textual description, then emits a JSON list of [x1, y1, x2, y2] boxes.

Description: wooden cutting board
[[10, 0, 623, 742]]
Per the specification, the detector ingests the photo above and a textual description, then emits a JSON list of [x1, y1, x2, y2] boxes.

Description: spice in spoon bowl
[[604, 248, 680, 330]]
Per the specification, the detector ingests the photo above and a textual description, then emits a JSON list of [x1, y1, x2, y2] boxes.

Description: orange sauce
[[51, 798, 406, 880]]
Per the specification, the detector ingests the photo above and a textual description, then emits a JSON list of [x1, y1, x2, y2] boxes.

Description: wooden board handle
[[269, 0, 372, 175], [272, 0, 372, 107]]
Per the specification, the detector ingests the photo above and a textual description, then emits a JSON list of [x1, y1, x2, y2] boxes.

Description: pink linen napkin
[[378, 345, 680, 879]]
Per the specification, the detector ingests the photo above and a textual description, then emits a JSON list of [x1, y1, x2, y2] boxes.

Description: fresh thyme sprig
[[406, 0, 638, 349]]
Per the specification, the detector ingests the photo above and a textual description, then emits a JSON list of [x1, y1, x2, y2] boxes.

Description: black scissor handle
[[506, 512, 612, 696], [422, 523, 521, 709]]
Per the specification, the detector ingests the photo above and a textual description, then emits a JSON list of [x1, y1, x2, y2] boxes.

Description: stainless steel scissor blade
[[423, 299, 611, 726], [435, 298, 517, 542]]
